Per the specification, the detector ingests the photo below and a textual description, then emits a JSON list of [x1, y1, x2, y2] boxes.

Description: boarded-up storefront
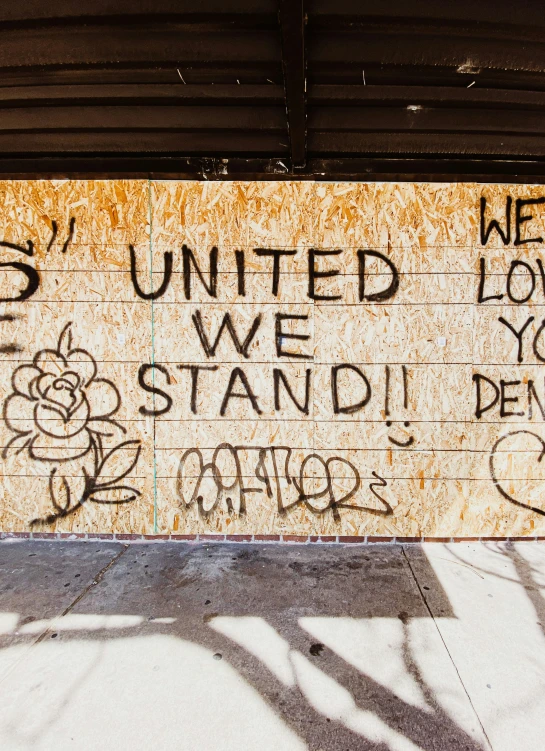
[[1, 180, 544, 538]]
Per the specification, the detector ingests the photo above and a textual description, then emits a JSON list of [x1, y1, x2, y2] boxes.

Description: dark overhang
[[0, 1, 545, 181]]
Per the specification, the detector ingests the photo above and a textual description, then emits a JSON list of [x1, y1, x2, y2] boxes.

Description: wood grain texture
[[0, 180, 544, 537]]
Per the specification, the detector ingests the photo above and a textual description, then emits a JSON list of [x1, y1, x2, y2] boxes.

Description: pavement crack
[[34, 545, 129, 644], [0, 545, 128, 687], [62, 546, 127, 617], [401, 545, 495, 751]]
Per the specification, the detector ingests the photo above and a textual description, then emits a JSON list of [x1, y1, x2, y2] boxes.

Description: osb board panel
[[1, 180, 545, 536]]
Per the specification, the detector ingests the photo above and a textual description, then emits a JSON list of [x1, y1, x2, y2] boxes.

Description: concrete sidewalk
[[0, 541, 544, 751]]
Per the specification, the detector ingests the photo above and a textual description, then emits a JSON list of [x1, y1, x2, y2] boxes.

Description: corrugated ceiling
[[0, 1, 544, 180]]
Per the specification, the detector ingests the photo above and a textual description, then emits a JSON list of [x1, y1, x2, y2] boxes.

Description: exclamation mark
[[402, 364, 409, 409], [384, 364, 390, 417]]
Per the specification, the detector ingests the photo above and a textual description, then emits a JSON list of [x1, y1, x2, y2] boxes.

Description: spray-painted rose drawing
[[2, 322, 141, 525]]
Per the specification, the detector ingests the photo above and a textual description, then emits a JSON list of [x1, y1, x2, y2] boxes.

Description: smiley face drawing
[[386, 420, 415, 447]]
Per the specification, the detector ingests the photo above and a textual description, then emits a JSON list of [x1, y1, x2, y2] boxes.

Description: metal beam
[[1, 155, 545, 183], [278, 0, 306, 167]]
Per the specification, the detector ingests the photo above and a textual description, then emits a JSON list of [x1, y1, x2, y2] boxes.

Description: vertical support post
[[278, 0, 306, 168]]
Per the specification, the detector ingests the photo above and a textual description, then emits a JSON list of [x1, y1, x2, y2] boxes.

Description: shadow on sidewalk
[[2, 540, 540, 749]]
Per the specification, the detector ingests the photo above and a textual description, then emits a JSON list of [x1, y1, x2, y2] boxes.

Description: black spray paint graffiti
[[138, 360, 413, 428], [0, 259, 39, 304], [479, 195, 545, 518], [0, 217, 75, 304], [384, 364, 413, 446], [489, 430, 545, 517], [0, 216, 75, 259], [192, 310, 262, 359], [480, 196, 545, 247], [43, 217, 76, 254], [176, 443, 392, 522], [2, 322, 141, 525], [0, 313, 23, 355], [127, 245, 400, 302], [129, 244, 173, 300], [478, 256, 545, 305]]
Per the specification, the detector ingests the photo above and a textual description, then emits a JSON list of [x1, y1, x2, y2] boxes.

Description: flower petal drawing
[[65, 348, 97, 386], [33, 349, 68, 374], [2, 433, 31, 459], [4, 394, 35, 434], [12, 364, 41, 398], [86, 378, 121, 419], [29, 429, 92, 463]]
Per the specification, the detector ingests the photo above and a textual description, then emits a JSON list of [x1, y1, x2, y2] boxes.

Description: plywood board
[[0, 180, 544, 536]]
